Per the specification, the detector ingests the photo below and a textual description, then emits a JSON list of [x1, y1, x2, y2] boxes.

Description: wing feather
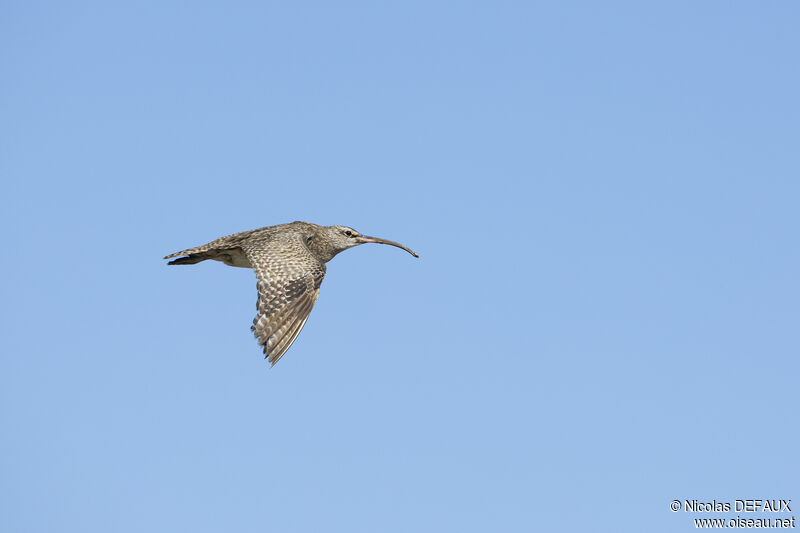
[[267, 291, 318, 366], [242, 233, 325, 366]]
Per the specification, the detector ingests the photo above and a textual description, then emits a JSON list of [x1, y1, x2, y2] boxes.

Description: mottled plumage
[[164, 221, 418, 366]]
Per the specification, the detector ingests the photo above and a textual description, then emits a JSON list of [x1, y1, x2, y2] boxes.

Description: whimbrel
[[164, 221, 418, 366]]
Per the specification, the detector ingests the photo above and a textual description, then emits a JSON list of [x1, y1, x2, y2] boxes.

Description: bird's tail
[[165, 253, 210, 265]]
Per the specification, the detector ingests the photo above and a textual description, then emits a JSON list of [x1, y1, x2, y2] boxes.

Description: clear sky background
[[1, 2, 798, 532]]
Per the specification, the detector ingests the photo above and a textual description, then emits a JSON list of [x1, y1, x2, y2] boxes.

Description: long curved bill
[[356, 235, 419, 258]]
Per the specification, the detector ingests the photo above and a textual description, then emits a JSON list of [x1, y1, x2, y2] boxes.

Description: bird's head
[[309, 225, 419, 262]]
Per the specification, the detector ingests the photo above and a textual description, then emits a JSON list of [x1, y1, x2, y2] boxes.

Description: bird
[[163, 221, 418, 366]]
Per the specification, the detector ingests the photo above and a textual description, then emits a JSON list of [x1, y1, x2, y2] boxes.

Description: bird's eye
[[345, 230, 353, 237]]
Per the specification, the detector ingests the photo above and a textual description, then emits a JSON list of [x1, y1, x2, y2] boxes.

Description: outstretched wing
[[242, 233, 326, 366]]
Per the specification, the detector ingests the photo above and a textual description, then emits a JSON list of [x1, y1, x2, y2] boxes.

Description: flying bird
[[164, 221, 418, 366]]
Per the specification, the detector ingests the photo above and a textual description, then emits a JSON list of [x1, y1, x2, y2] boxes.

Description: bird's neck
[[307, 233, 340, 263]]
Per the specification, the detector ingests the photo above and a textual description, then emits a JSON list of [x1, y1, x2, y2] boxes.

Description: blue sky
[[1, 1, 798, 531]]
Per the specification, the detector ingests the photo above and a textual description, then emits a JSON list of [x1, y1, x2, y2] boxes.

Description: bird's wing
[[242, 233, 326, 367]]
